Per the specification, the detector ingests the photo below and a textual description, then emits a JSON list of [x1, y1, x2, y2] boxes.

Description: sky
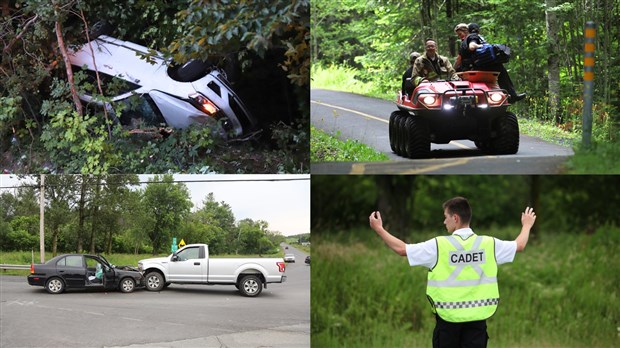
[[0, 174, 310, 236]]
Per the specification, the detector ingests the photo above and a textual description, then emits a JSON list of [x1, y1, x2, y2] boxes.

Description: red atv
[[389, 71, 519, 158]]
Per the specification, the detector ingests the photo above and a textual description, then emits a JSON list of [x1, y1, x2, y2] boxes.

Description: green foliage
[[311, 127, 390, 162], [311, 175, 620, 234], [566, 142, 620, 174], [1, 0, 309, 173], [169, 0, 309, 86], [142, 175, 192, 254], [312, 227, 620, 347]]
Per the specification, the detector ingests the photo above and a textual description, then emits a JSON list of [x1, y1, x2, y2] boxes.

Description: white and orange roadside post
[[582, 21, 596, 148]]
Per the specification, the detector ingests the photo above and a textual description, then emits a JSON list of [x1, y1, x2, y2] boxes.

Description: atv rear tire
[[404, 117, 430, 159], [396, 115, 409, 156], [490, 112, 519, 155], [389, 111, 406, 153]]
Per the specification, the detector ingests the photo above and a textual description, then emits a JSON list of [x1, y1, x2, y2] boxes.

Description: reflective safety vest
[[426, 234, 499, 323]]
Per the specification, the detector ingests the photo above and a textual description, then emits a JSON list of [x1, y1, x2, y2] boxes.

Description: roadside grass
[[311, 126, 390, 162], [311, 64, 390, 99], [565, 142, 620, 173], [312, 226, 620, 347]]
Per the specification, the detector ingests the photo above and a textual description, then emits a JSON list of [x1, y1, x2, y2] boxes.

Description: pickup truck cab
[[138, 244, 286, 297]]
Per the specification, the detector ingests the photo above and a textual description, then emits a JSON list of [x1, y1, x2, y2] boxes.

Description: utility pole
[[39, 174, 45, 263]]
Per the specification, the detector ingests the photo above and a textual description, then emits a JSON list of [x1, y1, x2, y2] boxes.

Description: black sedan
[[28, 254, 144, 294]]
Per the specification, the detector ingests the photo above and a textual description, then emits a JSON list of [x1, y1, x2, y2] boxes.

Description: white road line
[[121, 317, 142, 321]]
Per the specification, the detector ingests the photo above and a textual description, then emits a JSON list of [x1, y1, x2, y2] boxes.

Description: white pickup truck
[[138, 244, 286, 297]]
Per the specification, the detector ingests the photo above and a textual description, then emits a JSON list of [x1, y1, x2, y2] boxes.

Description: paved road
[[311, 89, 574, 174], [0, 246, 309, 348]]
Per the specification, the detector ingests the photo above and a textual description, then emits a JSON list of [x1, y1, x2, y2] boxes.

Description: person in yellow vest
[[369, 196, 536, 347]]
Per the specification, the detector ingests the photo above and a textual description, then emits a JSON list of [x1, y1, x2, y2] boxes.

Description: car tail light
[[189, 93, 219, 116], [30, 264, 34, 274], [277, 262, 286, 273]]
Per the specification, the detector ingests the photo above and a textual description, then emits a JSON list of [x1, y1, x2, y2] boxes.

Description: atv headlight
[[189, 93, 219, 116], [422, 96, 436, 105], [488, 92, 504, 104]]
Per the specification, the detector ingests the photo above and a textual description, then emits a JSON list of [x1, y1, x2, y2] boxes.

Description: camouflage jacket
[[411, 53, 459, 84]]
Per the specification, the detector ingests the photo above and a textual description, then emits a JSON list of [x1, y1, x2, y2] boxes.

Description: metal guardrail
[[0, 264, 30, 270]]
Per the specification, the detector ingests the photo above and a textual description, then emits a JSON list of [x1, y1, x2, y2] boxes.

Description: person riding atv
[[390, 70, 519, 159]]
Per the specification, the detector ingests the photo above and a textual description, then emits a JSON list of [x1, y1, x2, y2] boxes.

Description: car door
[[56, 255, 86, 288], [168, 246, 206, 282]]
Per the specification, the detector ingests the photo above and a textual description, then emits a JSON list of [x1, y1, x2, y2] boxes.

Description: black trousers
[[476, 63, 517, 97], [432, 315, 488, 348]]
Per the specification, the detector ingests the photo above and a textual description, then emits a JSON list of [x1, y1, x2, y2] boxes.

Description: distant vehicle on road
[[28, 254, 144, 294], [138, 244, 287, 297], [305, 256, 310, 265], [284, 254, 296, 263]]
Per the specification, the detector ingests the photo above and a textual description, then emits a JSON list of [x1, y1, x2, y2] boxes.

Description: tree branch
[[3, 14, 38, 54], [54, 20, 83, 117]]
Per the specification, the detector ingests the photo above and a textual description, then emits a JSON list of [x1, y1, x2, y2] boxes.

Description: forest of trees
[[0, 0, 310, 173], [311, 175, 620, 238], [0, 174, 287, 255], [312, 0, 619, 143]]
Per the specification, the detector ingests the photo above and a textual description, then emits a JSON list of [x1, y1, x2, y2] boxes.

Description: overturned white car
[[69, 35, 257, 138]]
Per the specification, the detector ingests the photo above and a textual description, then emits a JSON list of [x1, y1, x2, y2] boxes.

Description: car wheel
[[474, 140, 490, 151], [144, 271, 165, 291], [170, 60, 210, 82], [238, 275, 263, 297], [119, 277, 136, 293], [404, 116, 430, 159], [489, 112, 519, 155], [45, 277, 65, 294]]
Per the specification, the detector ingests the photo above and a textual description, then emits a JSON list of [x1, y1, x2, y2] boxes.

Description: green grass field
[[312, 226, 620, 347]]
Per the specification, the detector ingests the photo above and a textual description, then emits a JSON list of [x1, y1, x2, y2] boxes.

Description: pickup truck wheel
[[119, 277, 136, 293], [145, 271, 164, 291], [239, 275, 262, 297]]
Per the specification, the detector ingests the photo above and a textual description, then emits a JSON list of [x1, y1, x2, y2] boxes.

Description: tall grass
[[312, 226, 620, 347], [311, 64, 390, 99]]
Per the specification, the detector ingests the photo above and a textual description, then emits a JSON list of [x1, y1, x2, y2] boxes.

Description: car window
[[177, 247, 200, 261], [120, 94, 165, 127], [85, 257, 100, 269], [58, 255, 83, 268], [73, 66, 141, 97]]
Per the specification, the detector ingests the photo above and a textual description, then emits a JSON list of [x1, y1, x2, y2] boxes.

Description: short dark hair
[[425, 38, 436, 45], [468, 23, 480, 34], [442, 197, 472, 224]]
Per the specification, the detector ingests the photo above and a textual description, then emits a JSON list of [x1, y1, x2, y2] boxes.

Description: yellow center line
[[311, 100, 388, 123], [351, 158, 472, 174], [312, 99, 474, 151]]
